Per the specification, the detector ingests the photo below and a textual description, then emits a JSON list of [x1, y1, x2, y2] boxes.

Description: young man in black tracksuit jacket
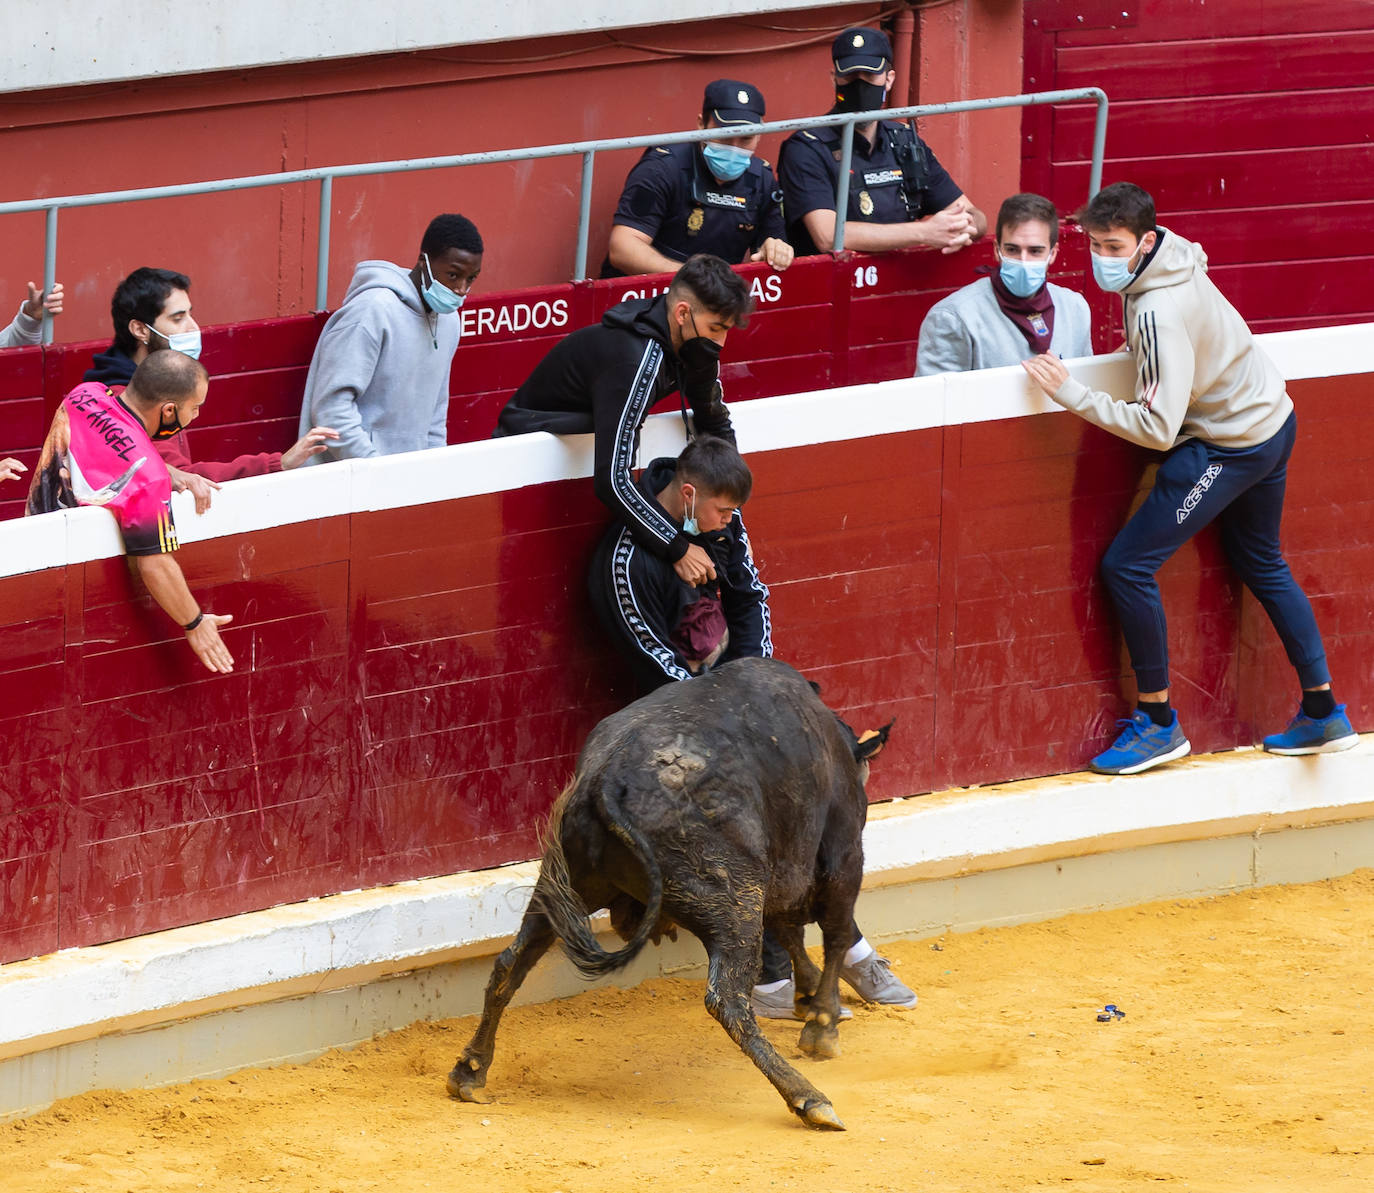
[[587, 439, 771, 694], [494, 254, 750, 592]]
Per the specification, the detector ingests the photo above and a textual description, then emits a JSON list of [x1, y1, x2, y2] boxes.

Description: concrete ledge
[[2, 739, 1372, 1117]]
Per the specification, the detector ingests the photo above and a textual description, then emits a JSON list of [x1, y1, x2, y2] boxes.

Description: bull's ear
[[808, 680, 823, 697], [853, 719, 895, 762]]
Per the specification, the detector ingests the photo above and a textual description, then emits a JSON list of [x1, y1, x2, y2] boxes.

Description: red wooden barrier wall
[[1, 347, 1370, 966], [0, 243, 1020, 522]]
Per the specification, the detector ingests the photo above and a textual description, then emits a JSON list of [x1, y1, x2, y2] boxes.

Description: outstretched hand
[[187, 613, 234, 673], [281, 426, 340, 470]]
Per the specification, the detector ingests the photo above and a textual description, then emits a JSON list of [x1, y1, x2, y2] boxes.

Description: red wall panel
[[1023, 0, 1374, 334], [0, 366, 1370, 962]]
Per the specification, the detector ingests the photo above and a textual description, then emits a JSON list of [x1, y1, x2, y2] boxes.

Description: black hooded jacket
[[493, 295, 733, 562], [587, 454, 772, 693], [84, 345, 137, 386]]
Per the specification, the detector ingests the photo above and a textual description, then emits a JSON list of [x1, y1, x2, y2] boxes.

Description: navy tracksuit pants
[[1101, 410, 1329, 694]]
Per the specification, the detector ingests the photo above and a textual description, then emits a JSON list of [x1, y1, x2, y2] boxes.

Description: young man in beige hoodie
[[1023, 182, 1354, 775]]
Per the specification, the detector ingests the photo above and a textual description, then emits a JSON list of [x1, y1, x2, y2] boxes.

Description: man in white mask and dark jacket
[[299, 213, 483, 463], [1023, 182, 1355, 775]]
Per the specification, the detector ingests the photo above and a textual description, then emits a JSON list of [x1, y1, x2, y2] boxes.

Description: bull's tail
[[532, 780, 663, 980]]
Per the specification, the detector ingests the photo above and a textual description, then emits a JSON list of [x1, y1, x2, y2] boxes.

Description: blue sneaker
[[1090, 709, 1191, 775], [1262, 705, 1358, 755]]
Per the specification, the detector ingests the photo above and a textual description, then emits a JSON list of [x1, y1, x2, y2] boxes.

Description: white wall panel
[[1, 1, 836, 93]]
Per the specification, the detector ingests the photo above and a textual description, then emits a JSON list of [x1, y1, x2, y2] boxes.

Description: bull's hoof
[[801, 1100, 846, 1131], [445, 1069, 491, 1103], [798, 1018, 841, 1060]]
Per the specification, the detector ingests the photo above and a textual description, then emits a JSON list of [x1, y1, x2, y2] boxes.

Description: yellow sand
[[7, 870, 1373, 1192]]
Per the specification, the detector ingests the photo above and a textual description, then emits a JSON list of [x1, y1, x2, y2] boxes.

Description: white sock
[[754, 977, 790, 994], [845, 937, 875, 967]]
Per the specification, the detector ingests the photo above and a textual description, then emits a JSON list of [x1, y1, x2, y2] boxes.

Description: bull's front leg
[[701, 934, 844, 1130], [446, 908, 556, 1104]]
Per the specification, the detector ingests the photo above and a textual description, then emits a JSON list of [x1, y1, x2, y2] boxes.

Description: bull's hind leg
[[446, 907, 556, 1103], [700, 930, 844, 1130]]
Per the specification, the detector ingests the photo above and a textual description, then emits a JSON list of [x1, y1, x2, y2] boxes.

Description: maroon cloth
[[154, 427, 282, 480], [670, 594, 727, 661], [989, 271, 1056, 355]]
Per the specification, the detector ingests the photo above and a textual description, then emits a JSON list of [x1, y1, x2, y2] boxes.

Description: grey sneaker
[[841, 953, 918, 1008], [751, 979, 852, 1020]]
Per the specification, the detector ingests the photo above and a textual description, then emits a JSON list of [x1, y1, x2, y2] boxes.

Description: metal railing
[[0, 87, 1107, 344]]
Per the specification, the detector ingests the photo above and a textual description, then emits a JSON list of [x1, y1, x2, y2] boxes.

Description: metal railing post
[[833, 120, 856, 253], [1089, 91, 1109, 197], [316, 175, 333, 311], [574, 150, 595, 282], [42, 207, 58, 346]]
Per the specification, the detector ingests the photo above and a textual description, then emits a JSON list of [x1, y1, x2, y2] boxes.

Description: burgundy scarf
[[990, 271, 1056, 354]]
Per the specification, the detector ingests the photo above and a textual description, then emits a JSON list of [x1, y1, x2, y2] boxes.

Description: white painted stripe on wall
[[3, 324, 1370, 580], [2, 1, 838, 94], [1, 739, 1367, 1061]]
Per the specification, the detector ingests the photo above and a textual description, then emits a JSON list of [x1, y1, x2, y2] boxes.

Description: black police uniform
[[778, 119, 963, 257], [601, 142, 786, 277]]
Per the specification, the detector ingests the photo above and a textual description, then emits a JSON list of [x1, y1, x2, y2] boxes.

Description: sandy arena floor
[[7, 870, 1373, 1192]]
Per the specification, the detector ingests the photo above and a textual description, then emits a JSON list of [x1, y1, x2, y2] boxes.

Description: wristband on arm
[[183, 612, 205, 632]]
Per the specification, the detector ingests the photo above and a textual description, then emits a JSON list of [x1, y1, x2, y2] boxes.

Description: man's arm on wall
[[132, 552, 235, 674]]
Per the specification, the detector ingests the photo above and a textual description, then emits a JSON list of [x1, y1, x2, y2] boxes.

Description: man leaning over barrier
[[27, 350, 234, 674], [1022, 182, 1356, 773], [88, 267, 338, 503], [495, 253, 747, 592]]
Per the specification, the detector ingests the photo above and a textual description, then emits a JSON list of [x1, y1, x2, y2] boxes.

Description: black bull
[[447, 657, 891, 1130]]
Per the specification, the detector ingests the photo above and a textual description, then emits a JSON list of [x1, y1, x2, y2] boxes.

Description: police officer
[[601, 79, 793, 278], [778, 26, 986, 257]]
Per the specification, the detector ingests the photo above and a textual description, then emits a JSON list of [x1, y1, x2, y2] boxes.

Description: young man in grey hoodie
[[298, 213, 483, 463], [1023, 182, 1355, 775]]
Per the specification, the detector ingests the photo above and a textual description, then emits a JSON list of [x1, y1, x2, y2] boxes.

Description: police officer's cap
[[832, 26, 894, 74], [702, 79, 766, 126]]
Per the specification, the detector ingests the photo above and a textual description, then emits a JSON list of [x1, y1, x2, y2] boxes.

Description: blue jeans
[[1101, 411, 1329, 694]]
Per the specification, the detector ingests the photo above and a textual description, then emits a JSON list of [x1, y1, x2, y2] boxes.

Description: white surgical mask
[[149, 325, 202, 360]]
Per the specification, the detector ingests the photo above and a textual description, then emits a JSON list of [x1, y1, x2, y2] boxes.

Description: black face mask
[[152, 406, 184, 441], [835, 79, 887, 114], [678, 312, 723, 374]]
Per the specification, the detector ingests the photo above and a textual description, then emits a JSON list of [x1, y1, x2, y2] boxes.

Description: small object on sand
[[1095, 1003, 1126, 1022]]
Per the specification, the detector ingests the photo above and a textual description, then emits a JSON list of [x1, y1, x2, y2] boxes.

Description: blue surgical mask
[[1091, 246, 1146, 293], [421, 252, 465, 314], [682, 493, 699, 536], [998, 257, 1048, 298], [150, 325, 202, 360], [701, 142, 752, 183]]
